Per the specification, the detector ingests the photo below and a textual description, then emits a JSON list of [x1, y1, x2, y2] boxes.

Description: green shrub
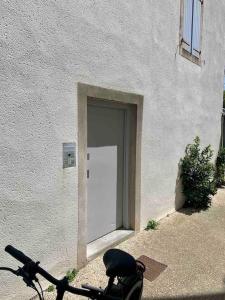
[[180, 136, 216, 209], [66, 268, 78, 283], [146, 219, 159, 230], [215, 147, 225, 187]]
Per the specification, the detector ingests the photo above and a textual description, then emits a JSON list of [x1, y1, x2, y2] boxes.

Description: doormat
[[137, 255, 167, 282]]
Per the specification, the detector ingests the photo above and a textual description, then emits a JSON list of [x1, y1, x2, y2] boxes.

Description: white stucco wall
[[0, 1, 225, 298]]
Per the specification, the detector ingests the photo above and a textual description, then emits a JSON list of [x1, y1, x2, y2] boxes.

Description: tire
[[125, 280, 143, 300]]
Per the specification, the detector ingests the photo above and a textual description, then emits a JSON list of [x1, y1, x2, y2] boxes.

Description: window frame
[[179, 0, 204, 65]]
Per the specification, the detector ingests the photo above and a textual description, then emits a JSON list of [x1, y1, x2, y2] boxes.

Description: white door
[[87, 104, 125, 243]]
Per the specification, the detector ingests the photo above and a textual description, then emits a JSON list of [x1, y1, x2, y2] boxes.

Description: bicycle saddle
[[103, 249, 137, 277]]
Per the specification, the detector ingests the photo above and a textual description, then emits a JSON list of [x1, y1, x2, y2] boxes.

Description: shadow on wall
[[174, 161, 185, 211], [174, 161, 199, 216]]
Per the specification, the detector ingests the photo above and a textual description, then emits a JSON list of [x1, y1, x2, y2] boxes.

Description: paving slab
[[43, 189, 225, 299]]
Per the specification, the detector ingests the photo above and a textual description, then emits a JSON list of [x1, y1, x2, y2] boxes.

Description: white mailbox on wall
[[63, 143, 76, 168]]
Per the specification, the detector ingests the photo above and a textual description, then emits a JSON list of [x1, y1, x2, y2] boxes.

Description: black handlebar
[[5, 245, 32, 265], [5, 245, 59, 285], [4, 245, 120, 300]]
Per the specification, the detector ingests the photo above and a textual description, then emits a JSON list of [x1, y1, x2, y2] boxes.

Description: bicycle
[[0, 245, 145, 300]]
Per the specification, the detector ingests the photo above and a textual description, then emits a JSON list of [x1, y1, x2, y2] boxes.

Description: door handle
[[87, 170, 90, 178]]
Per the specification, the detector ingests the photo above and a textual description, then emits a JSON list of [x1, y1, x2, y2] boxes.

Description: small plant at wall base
[[215, 147, 225, 187], [47, 285, 54, 292], [66, 268, 78, 283], [180, 136, 217, 209], [146, 219, 159, 230], [47, 269, 78, 292]]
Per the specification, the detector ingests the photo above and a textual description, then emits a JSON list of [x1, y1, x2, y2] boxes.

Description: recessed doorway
[[77, 83, 143, 267], [87, 99, 133, 243]]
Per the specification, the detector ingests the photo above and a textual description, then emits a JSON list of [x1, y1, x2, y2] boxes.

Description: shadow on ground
[[174, 162, 208, 216], [178, 207, 203, 216], [174, 162, 185, 211], [143, 292, 225, 299]]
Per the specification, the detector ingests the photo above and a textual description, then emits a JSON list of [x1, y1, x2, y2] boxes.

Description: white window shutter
[[192, 0, 202, 57], [182, 0, 193, 52]]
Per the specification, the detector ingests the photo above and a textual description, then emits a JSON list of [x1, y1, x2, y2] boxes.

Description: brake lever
[[16, 265, 44, 300], [16, 261, 40, 287], [16, 267, 34, 288], [0, 264, 44, 300]]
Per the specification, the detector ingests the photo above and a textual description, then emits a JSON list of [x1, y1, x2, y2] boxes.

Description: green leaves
[[47, 268, 78, 293], [215, 147, 225, 187], [181, 137, 216, 209], [146, 219, 159, 230], [66, 269, 78, 283], [47, 285, 54, 292]]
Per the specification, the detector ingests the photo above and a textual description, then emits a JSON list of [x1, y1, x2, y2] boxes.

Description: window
[[180, 0, 203, 64]]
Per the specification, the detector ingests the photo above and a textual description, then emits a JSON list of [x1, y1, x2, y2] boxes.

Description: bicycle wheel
[[124, 280, 143, 300]]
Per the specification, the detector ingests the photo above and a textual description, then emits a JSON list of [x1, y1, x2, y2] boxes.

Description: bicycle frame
[[0, 265, 119, 300], [0, 245, 144, 300]]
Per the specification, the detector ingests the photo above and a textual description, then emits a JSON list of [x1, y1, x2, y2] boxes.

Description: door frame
[[77, 83, 143, 268]]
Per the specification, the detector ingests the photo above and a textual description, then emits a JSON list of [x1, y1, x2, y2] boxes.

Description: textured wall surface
[[0, 0, 225, 298]]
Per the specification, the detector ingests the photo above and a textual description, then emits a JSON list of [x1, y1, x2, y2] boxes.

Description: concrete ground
[[44, 189, 225, 299]]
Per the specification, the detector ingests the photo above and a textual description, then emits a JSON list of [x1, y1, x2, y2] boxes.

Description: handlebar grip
[[5, 245, 33, 265]]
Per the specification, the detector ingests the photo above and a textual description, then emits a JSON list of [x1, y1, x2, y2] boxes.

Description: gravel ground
[[42, 189, 225, 299]]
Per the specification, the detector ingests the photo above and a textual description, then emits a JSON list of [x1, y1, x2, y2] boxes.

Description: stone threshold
[[87, 230, 134, 261]]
